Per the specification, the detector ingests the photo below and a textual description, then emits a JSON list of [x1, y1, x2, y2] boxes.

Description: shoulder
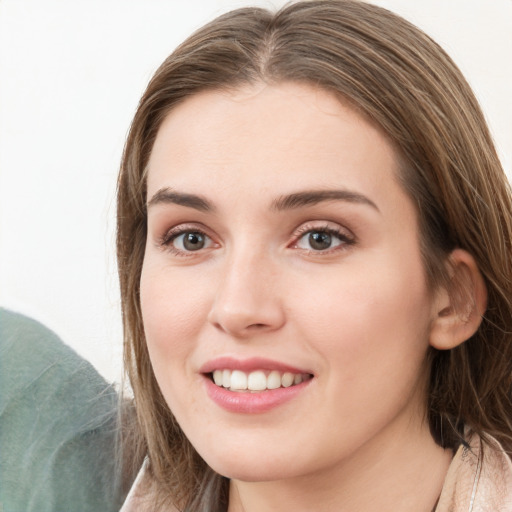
[[437, 432, 512, 512], [120, 459, 181, 512], [0, 308, 124, 511]]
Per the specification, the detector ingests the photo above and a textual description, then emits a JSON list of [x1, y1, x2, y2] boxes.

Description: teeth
[[230, 370, 247, 390], [281, 372, 294, 388], [267, 370, 282, 390], [247, 370, 267, 391], [211, 369, 310, 392], [213, 370, 223, 386], [222, 369, 231, 388]]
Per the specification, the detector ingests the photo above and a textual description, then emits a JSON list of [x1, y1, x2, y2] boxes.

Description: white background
[[1, 0, 510, 383]]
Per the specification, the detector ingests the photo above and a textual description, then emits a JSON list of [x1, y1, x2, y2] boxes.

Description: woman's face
[[140, 82, 439, 482]]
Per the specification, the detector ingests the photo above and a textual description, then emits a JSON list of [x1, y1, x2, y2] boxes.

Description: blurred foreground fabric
[[0, 308, 127, 512]]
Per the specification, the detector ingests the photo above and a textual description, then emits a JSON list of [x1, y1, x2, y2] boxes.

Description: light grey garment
[[0, 308, 126, 512]]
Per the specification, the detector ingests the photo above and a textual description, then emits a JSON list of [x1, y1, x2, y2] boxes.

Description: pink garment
[[121, 434, 512, 511], [436, 434, 512, 511]]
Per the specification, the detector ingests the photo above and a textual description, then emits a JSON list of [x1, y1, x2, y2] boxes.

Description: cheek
[[139, 261, 213, 420], [289, 261, 432, 443], [140, 261, 211, 366], [290, 252, 433, 373]]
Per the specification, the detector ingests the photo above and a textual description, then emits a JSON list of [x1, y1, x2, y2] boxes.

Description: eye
[[294, 226, 354, 252], [163, 229, 215, 254]]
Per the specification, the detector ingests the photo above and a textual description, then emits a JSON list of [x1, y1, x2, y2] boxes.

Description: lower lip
[[203, 376, 312, 414]]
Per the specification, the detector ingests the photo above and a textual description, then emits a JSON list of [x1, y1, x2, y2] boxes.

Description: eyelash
[[159, 224, 214, 257], [291, 224, 356, 255], [158, 223, 355, 257]]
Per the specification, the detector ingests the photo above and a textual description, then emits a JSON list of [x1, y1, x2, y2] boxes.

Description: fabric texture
[[0, 308, 126, 512], [436, 433, 512, 511], [121, 433, 512, 511]]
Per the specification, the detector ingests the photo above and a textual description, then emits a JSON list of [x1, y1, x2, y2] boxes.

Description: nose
[[207, 249, 286, 338]]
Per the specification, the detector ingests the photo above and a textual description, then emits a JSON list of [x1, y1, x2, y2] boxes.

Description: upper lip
[[199, 356, 312, 375]]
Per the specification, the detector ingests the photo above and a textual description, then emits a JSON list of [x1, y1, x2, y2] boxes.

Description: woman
[[117, 1, 512, 510]]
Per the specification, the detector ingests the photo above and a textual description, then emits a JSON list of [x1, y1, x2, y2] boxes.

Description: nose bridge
[[208, 240, 284, 336]]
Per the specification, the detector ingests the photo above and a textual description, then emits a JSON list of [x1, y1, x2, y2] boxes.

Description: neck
[[228, 417, 452, 512]]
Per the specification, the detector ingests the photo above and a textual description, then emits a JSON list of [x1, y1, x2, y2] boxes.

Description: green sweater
[[0, 308, 126, 512]]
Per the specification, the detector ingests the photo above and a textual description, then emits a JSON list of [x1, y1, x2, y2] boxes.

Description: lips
[[200, 357, 314, 413]]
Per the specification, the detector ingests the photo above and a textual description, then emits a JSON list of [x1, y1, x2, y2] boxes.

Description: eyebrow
[[147, 187, 379, 214], [271, 189, 380, 212], [147, 187, 214, 212]]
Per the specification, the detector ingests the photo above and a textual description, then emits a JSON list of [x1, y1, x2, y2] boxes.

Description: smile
[[211, 369, 312, 392], [200, 357, 315, 413]]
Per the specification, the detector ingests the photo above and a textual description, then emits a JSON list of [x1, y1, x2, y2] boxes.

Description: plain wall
[[1, 0, 510, 383]]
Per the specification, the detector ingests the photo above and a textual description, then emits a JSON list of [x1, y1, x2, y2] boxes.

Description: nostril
[[208, 297, 286, 336]]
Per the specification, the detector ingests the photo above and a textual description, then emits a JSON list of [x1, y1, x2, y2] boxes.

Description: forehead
[[146, 82, 402, 210]]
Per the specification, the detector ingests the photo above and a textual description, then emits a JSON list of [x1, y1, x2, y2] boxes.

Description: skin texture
[[140, 82, 457, 511]]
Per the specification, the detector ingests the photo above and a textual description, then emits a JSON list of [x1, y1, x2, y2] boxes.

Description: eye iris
[[183, 232, 205, 251], [309, 231, 331, 250]]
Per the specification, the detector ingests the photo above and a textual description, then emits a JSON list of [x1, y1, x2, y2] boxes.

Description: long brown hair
[[116, 1, 512, 509]]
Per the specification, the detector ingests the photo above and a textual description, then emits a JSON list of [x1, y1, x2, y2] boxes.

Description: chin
[[197, 445, 303, 482], [210, 460, 294, 483]]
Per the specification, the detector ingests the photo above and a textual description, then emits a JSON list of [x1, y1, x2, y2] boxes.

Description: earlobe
[[429, 249, 488, 350]]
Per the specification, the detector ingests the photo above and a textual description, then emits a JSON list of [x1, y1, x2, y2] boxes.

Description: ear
[[429, 249, 487, 350]]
